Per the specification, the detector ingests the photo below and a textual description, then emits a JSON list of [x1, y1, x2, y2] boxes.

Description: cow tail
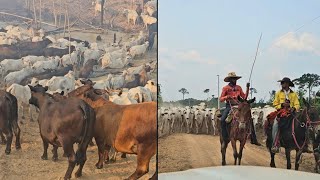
[[76, 102, 90, 165]]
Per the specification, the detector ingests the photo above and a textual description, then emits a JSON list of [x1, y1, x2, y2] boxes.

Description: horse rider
[[271, 77, 312, 153], [219, 72, 261, 146]]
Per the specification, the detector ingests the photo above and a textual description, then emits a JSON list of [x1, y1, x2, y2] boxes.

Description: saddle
[[226, 107, 238, 124], [264, 109, 292, 133]]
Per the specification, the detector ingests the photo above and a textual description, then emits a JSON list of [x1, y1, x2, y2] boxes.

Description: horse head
[[302, 98, 320, 137], [236, 96, 256, 129]]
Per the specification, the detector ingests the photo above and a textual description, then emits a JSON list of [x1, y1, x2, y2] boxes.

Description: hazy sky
[[159, 0, 320, 102]]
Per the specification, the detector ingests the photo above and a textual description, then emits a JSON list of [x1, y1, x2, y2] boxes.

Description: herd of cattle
[[158, 103, 276, 137], [0, 14, 157, 180]]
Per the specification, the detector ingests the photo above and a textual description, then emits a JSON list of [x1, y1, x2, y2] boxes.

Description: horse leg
[[41, 138, 49, 160], [295, 149, 303, 170], [238, 140, 246, 165], [95, 137, 105, 169], [0, 131, 6, 145], [285, 148, 292, 169], [63, 143, 76, 180], [231, 139, 238, 165], [125, 142, 156, 180], [52, 145, 58, 162], [270, 150, 276, 168], [104, 145, 111, 164], [221, 140, 228, 165]]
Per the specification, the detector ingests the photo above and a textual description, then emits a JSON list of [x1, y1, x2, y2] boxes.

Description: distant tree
[[249, 87, 257, 99], [267, 90, 276, 104], [293, 73, 320, 103], [204, 89, 210, 100], [178, 88, 189, 100]]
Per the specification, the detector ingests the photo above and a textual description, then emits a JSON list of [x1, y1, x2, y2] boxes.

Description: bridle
[[292, 107, 320, 150]]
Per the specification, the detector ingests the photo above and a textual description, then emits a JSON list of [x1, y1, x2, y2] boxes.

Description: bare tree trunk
[[100, 0, 105, 26], [53, 0, 57, 26], [63, 6, 67, 37], [59, 0, 62, 27], [32, 0, 37, 28], [39, 0, 42, 28]]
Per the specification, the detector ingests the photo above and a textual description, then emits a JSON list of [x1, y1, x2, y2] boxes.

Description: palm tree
[[204, 89, 210, 100], [178, 88, 189, 100]]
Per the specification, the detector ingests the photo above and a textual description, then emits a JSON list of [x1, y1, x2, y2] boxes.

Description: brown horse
[[220, 96, 255, 165]]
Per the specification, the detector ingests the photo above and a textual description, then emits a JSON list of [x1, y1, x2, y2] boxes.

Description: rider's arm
[[292, 93, 300, 111], [220, 87, 228, 102], [273, 91, 281, 110]]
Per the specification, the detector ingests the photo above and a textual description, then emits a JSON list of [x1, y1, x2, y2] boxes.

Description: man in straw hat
[[219, 72, 261, 146], [270, 77, 312, 153]]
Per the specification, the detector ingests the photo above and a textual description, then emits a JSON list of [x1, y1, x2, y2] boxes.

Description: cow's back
[[114, 102, 157, 153]]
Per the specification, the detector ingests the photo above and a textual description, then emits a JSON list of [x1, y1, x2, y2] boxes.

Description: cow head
[[28, 84, 49, 108]]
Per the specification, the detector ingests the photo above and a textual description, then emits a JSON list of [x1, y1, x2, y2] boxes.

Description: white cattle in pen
[[144, 0, 157, 16], [101, 49, 132, 69], [4, 67, 33, 85], [6, 83, 36, 121], [92, 74, 113, 89], [0, 59, 26, 77], [31, 57, 60, 74], [182, 107, 195, 134], [109, 70, 129, 89], [124, 31, 146, 50], [123, 9, 139, 25], [46, 70, 75, 94], [109, 90, 138, 105], [129, 41, 149, 58], [83, 48, 103, 66], [127, 86, 153, 103], [141, 13, 157, 29], [21, 56, 46, 66], [61, 51, 78, 66], [144, 79, 157, 101]]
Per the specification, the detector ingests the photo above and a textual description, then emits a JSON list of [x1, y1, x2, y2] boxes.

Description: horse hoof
[[52, 157, 58, 162], [95, 163, 103, 169], [75, 171, 82, 178], [41, 155, 48, 160], [5, 150, 10, 155]]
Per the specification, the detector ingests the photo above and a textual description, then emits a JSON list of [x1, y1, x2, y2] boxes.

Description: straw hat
[[224, 72, 242, 82]]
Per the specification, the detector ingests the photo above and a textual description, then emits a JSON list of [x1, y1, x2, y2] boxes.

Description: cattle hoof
[[15, 145, 21, 150], [95, 163, 103, 169], [5, 150, 11, 155], [41, 155, 48, 160], [121, 153, 127, 159]]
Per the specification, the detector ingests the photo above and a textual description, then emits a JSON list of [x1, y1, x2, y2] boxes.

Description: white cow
[[128, 86, 152, 103], [123, 9, 139, 25], [6, 84, 36, 121], [4, 67, 33, 85], [0, 59, 26, 78], [46, 71, 75, 94], [144, 79, 157, 101], [129, 41, 149, 58]]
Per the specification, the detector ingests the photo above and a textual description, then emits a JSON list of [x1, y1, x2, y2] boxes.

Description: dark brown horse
[[266, 98, 319, 171], [0, 90, 21, 154], [28, 85, 96, 180], [220, 96, 255, 165]]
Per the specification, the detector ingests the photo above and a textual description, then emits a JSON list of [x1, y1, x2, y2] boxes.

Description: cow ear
[[44, 86, 48, 91], [28, 85, 35, 91]]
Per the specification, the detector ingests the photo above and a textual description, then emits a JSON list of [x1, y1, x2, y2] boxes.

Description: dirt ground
[[158, 133, 317, 174], [0, 118, 156, 180]]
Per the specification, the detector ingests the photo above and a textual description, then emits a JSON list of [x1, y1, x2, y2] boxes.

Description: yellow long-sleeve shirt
[[273, 89, 300, 110]]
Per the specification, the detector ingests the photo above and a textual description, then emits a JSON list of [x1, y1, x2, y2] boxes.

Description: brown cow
[[0, 90, 21, 154], [78, 59, 98, 79], [28, 85, 96, 180], [68, 83, 157, 180]]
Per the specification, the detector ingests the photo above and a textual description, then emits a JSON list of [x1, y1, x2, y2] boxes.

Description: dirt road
[[158, 133, 316, 173], [0, 120, 156, 180]]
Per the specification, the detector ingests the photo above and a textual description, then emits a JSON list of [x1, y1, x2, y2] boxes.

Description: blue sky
[[159, 0, 320, 102]]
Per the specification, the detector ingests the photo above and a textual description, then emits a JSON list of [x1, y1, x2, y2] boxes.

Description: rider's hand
[[246, 82, 250, 88]]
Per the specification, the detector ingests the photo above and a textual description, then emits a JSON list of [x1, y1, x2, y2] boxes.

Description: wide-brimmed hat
[[224, 72, 242, 82], [278, 77, 294, 87]]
